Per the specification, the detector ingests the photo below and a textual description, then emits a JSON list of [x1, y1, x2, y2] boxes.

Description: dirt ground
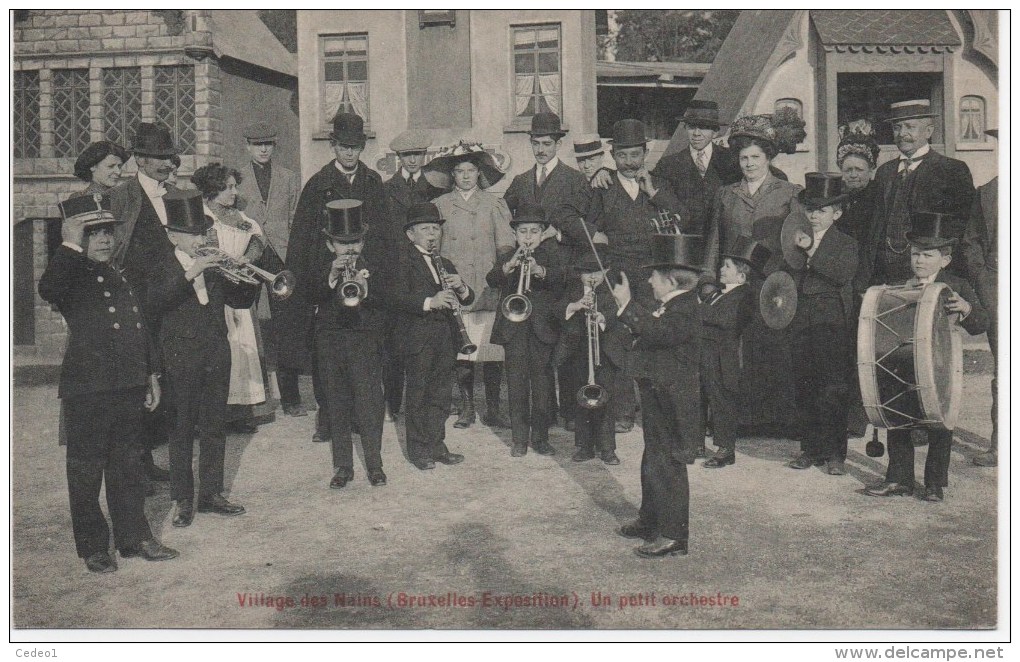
[[11, 360, 997, 631]]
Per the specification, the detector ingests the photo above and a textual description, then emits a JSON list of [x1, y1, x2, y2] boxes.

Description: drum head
[[914, 283, 963, 430]]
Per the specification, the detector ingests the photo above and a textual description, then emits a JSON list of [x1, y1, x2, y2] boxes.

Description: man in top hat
[[572, 134, 606, 182], [858, 99, 974, 290], [608, 233, 705, 558], [283, 112, 386, 443], [39, 194, 178, 572], [146, 190, 259, 527], [313, 200, 388, 489], [864, 211, 988, 502]]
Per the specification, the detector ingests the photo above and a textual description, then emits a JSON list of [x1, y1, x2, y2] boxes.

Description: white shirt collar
[[458, 186, 477, 201], [746, 174, 768, 196], [658, 288, 687, 306], [807, 225, 831, 257], [721, 282, 744, 294], [914, 272, 938, 285], [536, 157, 559, 181], [401, 168, 419, 182], [617, 172, 640, 200], [335, 161, 357, 179], [690, 142, 713, 163], [900, 144, 931, 161], [137, 170, 166, 197]]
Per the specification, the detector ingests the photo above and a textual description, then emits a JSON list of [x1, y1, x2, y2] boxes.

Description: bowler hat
[[131, 122, 179, 158], [678, 100, 724, 130], [509, 203, 548, 229], [721, 235, 771, 276], [573, 249, 609, 273], [529, 112, 567, 138], [643, 234, 705, 272], [74, 141, 130, 182], [163, 190, 212, 235], [608, 119, 648, 149], [885, 99, 938, 123], [390, 129, 432, 154], [59, 193, 120, 228], [243, 121, 277, 142], [798, 172, 847, 208], [322, 199, 366, 241], [405, 202, 445, 230], [572, 134, 604, 160], [330, 112, 367, 146], [906, 211, 962, 249]]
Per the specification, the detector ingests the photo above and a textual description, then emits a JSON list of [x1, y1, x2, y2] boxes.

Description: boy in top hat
[[865, 211, 988, 502], [785, 173, 859, 475], [486, 203, 565, 457], [699, 236, 767, 468], [555, 247, 627, 465], [386, 202, 474, 470], [39, 194, 178, 573], [146, 190, 259, 527], [314, 200, 388, 489], [609, 234, 704, 558]]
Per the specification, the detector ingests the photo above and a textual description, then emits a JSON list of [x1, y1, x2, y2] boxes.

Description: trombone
[[194, 245, 297, 300], [576, 290, 609, 410], [501, 246, 534, 322]]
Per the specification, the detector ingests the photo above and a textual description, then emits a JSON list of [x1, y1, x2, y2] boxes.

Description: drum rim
[[857, 285, 891, 429], [914, 283, 962, 430]]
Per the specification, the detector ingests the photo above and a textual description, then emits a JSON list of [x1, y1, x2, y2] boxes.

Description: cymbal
[[780, 210, 813, 270], [760, 271, 798, 330]]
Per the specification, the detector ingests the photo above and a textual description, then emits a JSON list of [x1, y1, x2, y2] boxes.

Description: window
[[154, 65, 196, 153], [52, 69, 91, 158], [959, 96, 986, 143], [512, 24, 561, 120], [836, 72, 944, 145], [321, 34, 369, 125], [13, 71, 41, 158], [103, 67, 142, 148]]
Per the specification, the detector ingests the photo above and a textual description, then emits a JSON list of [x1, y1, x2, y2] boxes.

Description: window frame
[[13, 70, 41, 159], [102, 66, 143, 150], [510, 22, 563, 126], [958, 95, 986, 144], [153, 64, 197, 155], [51, 68, 92, 159], [318, 32, 371, 130]]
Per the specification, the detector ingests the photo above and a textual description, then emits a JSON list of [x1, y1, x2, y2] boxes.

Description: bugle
[[335, 256, 367, 307], [576, 290, 609, 409], [501, 246, 534, 322], [430, 248, 478, 355], [195, 245, 296, 300]]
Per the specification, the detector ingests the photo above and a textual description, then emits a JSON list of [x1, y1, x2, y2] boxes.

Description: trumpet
[[576, 290, 609, 410], [501, 246, 534, 322], [430, 248, 478, 355], [334, 255, 367, 307], [194, 245, 297, 300]]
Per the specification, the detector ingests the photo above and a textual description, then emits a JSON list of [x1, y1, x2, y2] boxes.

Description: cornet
[[194, 245, 296, 300], [334, 254, 367, 307], [501, 246, 534, 322], [576, 290, 608, 410]]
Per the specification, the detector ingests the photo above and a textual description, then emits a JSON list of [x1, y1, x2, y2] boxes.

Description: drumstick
[[576, 216, 615, 296]]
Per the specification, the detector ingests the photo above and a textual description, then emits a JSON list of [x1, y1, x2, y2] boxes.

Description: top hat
[[608, 119, 649, 149], [322, 199, 366, 241], [243, 121, 277, 142], [885, 99, 938, 123], [390, 129, 432, 154], [573, 249, 609, 273], [643, 234, 706, 272], [131, 122, 179, 158], [798, 172, 847, 208], [73, 141, 130, 182], [405, 202, 445, 230], [572, 134, 604, 160], [678, 100, 724, 130], [59, 193, 120, 227], [529, 112, 567, 138], [906, 211, 962, 249], [423, 141, 507, 190], [721, 235, 771, 276], [329, 112, 367, 146], [509, 202, 548, 228], [163, 190, 212, 235]]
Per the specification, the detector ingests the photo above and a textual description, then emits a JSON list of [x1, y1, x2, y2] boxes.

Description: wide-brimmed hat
[[529, 112, 567, 139], [404, 202, 445, 230], [642, 234, 705, 272], [572, 134, 604, 160], [73, 141, 130, 182], [836, 129, 881, 168], [678, 100, 724, 130], [721, 235, 771, 276], [728, 114, 777, 146], [322, 199, 366, 242], [608, 119, 649, 149], [906, 211, 962, 249], [423, 141, 507, 190], [798, 172, 847, 208], [509, 202, 548, 229], [885, 99, 938, 123], [163, 190, 212, 235], [59, 193, 120, 228], [573, 249, 610, 273], [243, 121, 277, 142], [390, 129, 431, 154], [329, 112, 367, 146], [131, 122, 179, 158]]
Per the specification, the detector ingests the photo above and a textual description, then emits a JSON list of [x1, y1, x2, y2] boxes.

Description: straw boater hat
[[798, 172, 847, 208], [322, 200, 366, 242], [59, 193, 120, 228], [885, 99, 938, 123], [423, 140, 507, 190], [572, 134, 604, 160]]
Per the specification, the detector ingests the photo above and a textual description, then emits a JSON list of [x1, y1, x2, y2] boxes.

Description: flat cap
[[243, 121, 277, 142], [390, 130, 432, 153]]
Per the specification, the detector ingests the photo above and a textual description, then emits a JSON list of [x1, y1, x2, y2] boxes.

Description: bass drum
[[857, 283, 962, 431]]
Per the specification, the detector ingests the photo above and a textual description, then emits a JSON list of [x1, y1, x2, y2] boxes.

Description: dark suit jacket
[[586, 174, 683, 271], [486, 238, 564, 346], [926, 270, 989, 337], [837, 182, 877, 243], [962, 177, 997, 312], [786, 226, 859, 329], [651, 144, 742, 237], [381, 172, 445, 263], [503, 161, 591, 253], [554, 277, 630, 371], [618, 290, 701, 388], [312, 255, 386, 335], [38, 246, 156, 399], [700, 283, 754, 392], [384, 241, 475, 356]]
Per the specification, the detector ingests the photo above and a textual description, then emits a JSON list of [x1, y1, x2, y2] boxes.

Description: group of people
[[42, 90, 998, 572]]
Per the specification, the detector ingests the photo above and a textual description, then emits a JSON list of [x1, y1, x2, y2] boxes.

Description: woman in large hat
[[425, 141, 515, 429], [834, 124, 881, 243]]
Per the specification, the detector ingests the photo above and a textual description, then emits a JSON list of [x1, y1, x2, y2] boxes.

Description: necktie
[[345, 171, 354, 185], [537, 165, 547, 188], [898, 156, 921, 179], [652, 302, 667, 318], [406, 173, 413, 186], [695, 150, 708, 176]]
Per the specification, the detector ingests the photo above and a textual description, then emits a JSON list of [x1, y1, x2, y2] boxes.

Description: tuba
[[194, 245, 296, 300], [576, 289, 609, 409], [500, 246, 534, 322]]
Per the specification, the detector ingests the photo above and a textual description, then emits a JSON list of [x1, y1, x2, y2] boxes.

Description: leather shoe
[[617, 520, 657, 542], [434, 452, 464, 465], [227, 420, 258, 434], [615, 419, 634, 434], [564, 419, 576, 432], [921, 485, 944, 502], [511, 443, 528, 457], [145, 463, 171, 482], [635, 537, 688, 558], [826, 459, 847, 475], [85, 551, 117, 573], [329, 469, 352, 489], [412, 458, 436, 470], [572, 448, 595, 462], [172, 499, 194, 527], [864, 481, 913, 497], [601, 451, 621, 465], [532, 441, 556, 456], [481, 411, 511, 428], [368, 468, 387, 486], [197, 493, 245, 516], [311, 431, 330, 443], [282, 403, 308, 417], [973, 451, 997, 467], [703, 453, 735, 468], [788, 454, 823, 470], [694, 446, 708, 459], [120, 539, 179, 561]]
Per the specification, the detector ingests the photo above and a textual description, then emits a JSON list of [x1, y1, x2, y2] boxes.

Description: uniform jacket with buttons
[[485, 237, 564, 346], [39, 245, 157, 399]]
